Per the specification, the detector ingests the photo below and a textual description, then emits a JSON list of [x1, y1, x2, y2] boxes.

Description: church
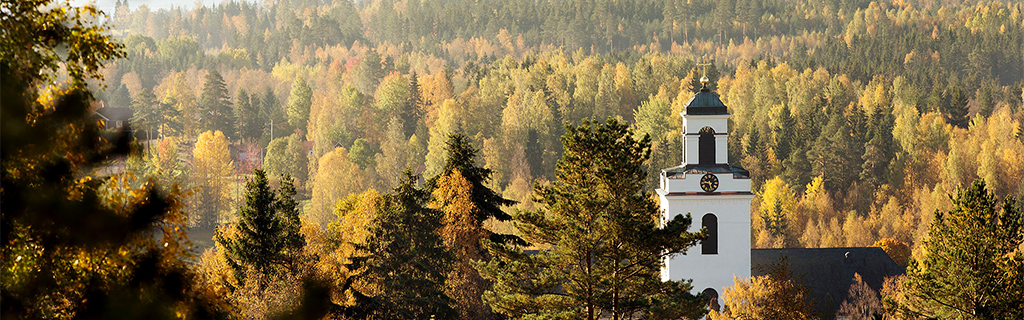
[[657, 76, 905, 316]]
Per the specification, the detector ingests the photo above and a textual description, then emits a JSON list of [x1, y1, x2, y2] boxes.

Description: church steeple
[[680, 78, 730, 166], [657, 63, 753, 302]]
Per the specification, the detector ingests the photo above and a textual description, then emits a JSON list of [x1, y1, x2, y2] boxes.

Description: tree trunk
[[613, 251, 620, 320], [587, 248, 594, 320]]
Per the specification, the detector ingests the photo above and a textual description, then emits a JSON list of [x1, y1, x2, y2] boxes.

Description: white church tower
[[658, 76, 753, 305]]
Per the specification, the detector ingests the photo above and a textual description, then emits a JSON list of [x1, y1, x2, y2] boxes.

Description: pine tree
[[352, 50, 384, 95], [284, 133, 309, 186], [478, 118, 705, 320], [772, 104, 796, 162], [199, 70, 235, 137], [860, 108, 895, 187], [428, 133, 520, 319], [977, 84, 995, 118], [235, 88, 262, 141], [889, 180, 1024, 319], [258, 87, 287, 142], [130, 88, 162, 140], [807, 114, 859, 194], [351, 171, 456, 319]]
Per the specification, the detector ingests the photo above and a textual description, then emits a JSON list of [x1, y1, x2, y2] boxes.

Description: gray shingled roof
[[683, 85, 728, 115], [94, 107, 133, 121], [752, 247, 906, 317]]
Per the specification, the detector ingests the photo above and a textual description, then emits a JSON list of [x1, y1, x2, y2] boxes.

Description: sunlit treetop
[[0, 0, 124, 95]]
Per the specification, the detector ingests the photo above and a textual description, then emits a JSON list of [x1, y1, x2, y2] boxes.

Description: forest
[[3, 0, 1023, 318]]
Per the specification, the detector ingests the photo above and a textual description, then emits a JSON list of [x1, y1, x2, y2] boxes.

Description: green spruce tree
[[235, 88, 262, 141], [217, 169, 305, 286], [943, 85, 970, 129], [427, 133, 520, 319], [130, 88, 162, 140], [403, 72, 424, 138], [218, 169, 283, 285], [351, 171, 456, 319], [276, 174, 305, 267]]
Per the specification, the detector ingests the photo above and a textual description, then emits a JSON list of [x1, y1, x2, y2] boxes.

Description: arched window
[[702, 288, 721, 312], [699, 126, 715, 165], [702, 213, 718, 255]]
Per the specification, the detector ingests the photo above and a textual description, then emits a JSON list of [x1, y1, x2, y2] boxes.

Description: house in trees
[[90, 104, 133, 131], [659, 77, 904, 317]]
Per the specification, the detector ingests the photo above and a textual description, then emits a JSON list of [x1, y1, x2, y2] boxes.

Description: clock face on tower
[[700, 173, 719, 193]]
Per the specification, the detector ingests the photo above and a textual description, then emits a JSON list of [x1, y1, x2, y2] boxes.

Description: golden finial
[[696, 55, 712, 87]]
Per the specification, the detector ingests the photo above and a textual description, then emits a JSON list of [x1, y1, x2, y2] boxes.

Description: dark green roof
[[683, 85, 728, 115]]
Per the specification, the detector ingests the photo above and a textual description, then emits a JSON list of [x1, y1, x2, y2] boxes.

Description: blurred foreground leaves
[[1, 0, 229, 318]]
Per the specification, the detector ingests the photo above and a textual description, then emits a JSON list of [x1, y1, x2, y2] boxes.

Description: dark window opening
[[699, 126, 715, 165], [702, 213, 718, 255], [702, 288, 721, 312]]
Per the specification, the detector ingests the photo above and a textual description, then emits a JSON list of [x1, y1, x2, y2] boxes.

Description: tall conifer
[[199, 70, 234, 137], [217, 169, 306, 286], [352, 171, 456, 318], [478, 118, 705, 320], [218, 169, 282, 285], [428, 133, 517, 238], [276, 174, 305, 266]]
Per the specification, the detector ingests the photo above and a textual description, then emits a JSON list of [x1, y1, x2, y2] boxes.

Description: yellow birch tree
[[191, 130, 234, 228]]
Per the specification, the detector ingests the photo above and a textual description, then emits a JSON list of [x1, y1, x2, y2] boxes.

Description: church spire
[[696, 55, 712, 89]]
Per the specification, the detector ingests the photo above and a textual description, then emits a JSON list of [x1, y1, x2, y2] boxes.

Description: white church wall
[[681, 115, 729, 134], [716, 138, 728, 163], [664, 85, 753, 305], [660, 173, 752, 194], [659, 195, 753, 295]]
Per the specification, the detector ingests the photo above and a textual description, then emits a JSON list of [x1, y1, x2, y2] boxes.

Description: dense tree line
[[6, 0, 1023, 318], [104, 0, 1022, 279], [106, 0, 1023, 87]]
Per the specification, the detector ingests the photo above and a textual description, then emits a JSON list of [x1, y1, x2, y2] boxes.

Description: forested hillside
[[103, 0, 1023, 251], [5, 0, 1024, 318]]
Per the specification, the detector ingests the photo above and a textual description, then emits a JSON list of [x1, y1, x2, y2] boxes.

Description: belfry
[[658, 75, 753, 306]]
